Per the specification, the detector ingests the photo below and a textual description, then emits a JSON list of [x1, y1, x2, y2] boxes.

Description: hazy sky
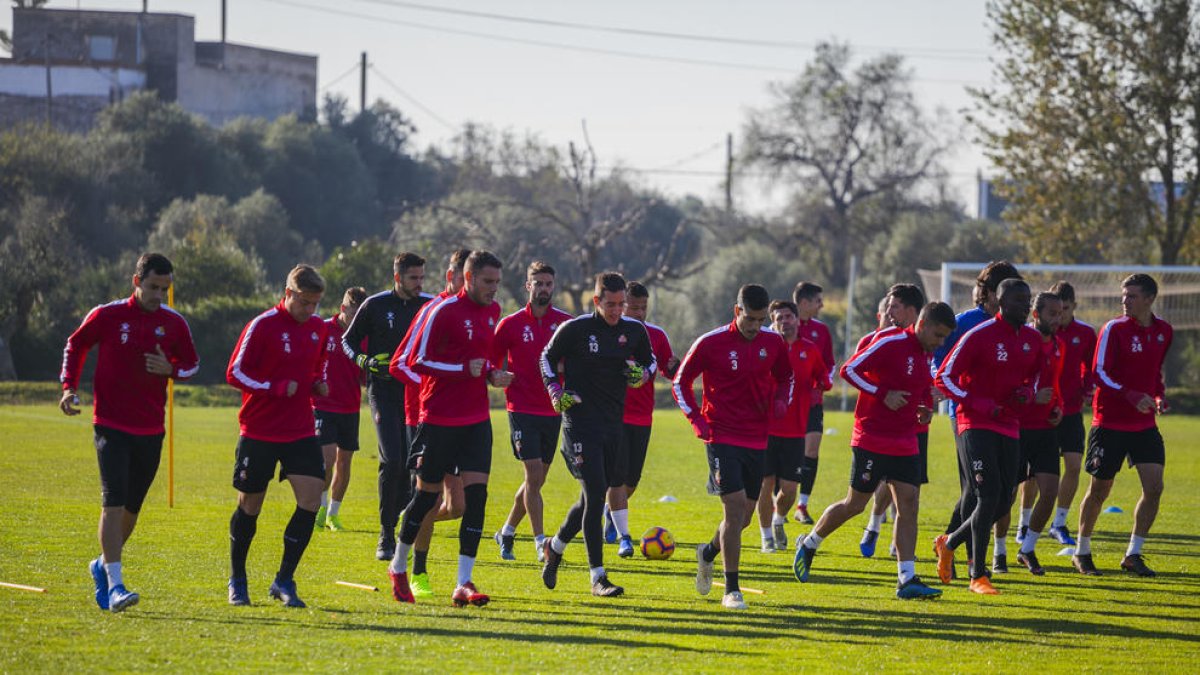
[[4, 1, 999, 214]]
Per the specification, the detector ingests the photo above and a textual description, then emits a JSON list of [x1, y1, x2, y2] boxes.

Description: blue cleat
[[859, 529, 878, 558], [228, 577, 250, 606], [1050, 525, 1076, 546], [604, 513, 618, 545], [617, 535, 635, 558], [268, 578, 307, 608], [494, 531, 516, 561], [792, 542, 816, 582], [896, 576, 942, 600], [108, 584, 139, 613], [89, 558, 110, 610]]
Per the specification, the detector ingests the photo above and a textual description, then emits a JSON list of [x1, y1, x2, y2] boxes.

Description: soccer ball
[[640, 526, 675, 560]]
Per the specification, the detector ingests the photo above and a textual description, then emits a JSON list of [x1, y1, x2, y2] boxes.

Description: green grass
[[1, 405, 1198, 672]]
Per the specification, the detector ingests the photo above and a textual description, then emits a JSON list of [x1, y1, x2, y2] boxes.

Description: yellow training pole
[[167, 285, 175, 508]]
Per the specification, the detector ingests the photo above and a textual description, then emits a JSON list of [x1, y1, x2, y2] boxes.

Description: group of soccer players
[[60, 252, 1172, 612]]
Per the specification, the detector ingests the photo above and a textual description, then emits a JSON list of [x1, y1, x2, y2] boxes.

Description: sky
[[3, 1, 999, 215]]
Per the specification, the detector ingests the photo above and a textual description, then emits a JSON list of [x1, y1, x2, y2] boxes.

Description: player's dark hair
[[343, 286, 367, 308], [527, 260, 555, 277], [467, 250, 503, 273], [769, 299, 798, 316], [997, 277, 1030, 302], [887, 283, 926, 311], [287, 264, 325, 294], [920, 302, 957, 330], [1048, 280, 1076, 304], [135, 252, 173, 280], [394, 252, 426, 277], [1122, 273, 1158, 298], [738, 284, 770, 311], [974, 260, 1022, 305], [628, 281, 650, 299], [792, 281, 823, 304], [1034, 291, 1060, 314], [448, 248, 472, 273], [595, 271, 626, 297]]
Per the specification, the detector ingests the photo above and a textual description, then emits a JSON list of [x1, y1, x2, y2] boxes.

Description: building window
[[88, 35, 116, 61]]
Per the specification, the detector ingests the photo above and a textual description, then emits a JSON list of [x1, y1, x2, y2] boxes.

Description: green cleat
[[314, 505, 328, 530], [327, 513, 345, 532], [411, 572, 434, 598]]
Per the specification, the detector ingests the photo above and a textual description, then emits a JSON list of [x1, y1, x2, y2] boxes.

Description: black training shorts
[[1056, 412, 1086, 455], [94, 425, 164, 513], [232, 435, 325, 494], [410, 420, 492, 483], [621, 423, 653, 488], [561, 423, 624, 487], [849, 446, 921, 493], [509, 412, 561, 464], [314, 409, 360, 451], [805, 403, 825, 434], [1019, 427, 1060, 480], [764, 435, 805, 481], [1085, 426, 1165, 481], [705, 443, 765, 500]]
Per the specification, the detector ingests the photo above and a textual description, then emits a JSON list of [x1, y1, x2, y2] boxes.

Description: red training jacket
[[312, 314, 363, 414], [1057, 319, 1097, 416], [797, 317, 835, 399], [935, 316, 1044, 439], [60, 295, 200, 435], [390, 291, 451, 426], [841, 327, 930, 456], [1019, 334, 1064, 430], [491, 304, 574, 417], [1092, 315, 1172, 432], [407, 290, 501, 426], [673, 322, 794, 450], [623, 322, 676, 427], [227, 301, 329, 442], [768, 336, 827, 438]]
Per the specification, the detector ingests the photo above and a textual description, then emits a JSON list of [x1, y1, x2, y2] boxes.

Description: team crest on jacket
[[488, 317, 495, 327], [155, 326, 166, 337], [281, 332, 291, 353], [618, 334, 627, 346], [311, 331, 319, 342], [758, 347, 767, 359], [1157, 333, 1165, 342], [1072, 336, 1081, 344], [1022, 342, 1031, 352]]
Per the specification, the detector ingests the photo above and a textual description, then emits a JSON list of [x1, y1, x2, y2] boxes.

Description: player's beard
[[534, 292, 551, 307]]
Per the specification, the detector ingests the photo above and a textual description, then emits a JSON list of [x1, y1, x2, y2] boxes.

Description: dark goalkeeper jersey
[[341, 289, 432, 382]]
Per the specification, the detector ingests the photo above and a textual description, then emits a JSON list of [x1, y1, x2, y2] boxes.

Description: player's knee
[[1142, 479, 1164, 500], [463, 483, 487, 520]]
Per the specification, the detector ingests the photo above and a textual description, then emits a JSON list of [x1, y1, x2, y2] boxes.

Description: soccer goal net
[[917, 263, 1200, 329]]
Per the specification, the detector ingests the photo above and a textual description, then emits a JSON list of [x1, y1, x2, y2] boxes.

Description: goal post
[[918, 262, 1200, 330]]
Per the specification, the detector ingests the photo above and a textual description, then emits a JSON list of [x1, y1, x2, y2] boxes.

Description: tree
[[742, 41, 952, 285], [973, 0, 1200, 264]]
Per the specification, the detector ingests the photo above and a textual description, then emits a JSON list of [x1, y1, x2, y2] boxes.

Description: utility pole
[[360, 51, 367, 113], [724, 132, 734, 213], [221, 0, 227, 45]]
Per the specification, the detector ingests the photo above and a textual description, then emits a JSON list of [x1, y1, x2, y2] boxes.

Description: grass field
[[1, 404, 1198, 672]]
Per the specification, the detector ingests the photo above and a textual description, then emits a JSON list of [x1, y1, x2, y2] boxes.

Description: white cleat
[[695, 544, 714, 596], [722, 591, 747, 610]]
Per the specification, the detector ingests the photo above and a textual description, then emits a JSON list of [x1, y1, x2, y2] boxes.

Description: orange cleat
[[934, 534, 955, 584], [968, 575, 1000, 595], [389, 570, 415, 604], [452, 581, 490, 607]]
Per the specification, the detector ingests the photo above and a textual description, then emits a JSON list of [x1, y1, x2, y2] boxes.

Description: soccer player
[[675, 284, 793, 610], [491, 261, 573, 561], [60, 253, 199, 612], [1011, 292, 1065, 576], [312, 287, 367, 532], [539, 272, 656, 598], [387, 251, 511, 607], [341, 252, 431, 561], [757, 299, 826, 554], [931, 261, 1022, 573], [1047, 281, 1096, 545], [857, 283, 926, 558], [607, 281, 679, 557], [791, 282, 834, 525], [1073, 274, 1172, 578], [226, 264, 331, 608], [933, 278, 1043, 595], [387, 248, 471, 598], [793, 302, 955, 599]]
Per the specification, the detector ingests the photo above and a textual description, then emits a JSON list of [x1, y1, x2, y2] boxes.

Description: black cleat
[[1072, 553, 1102, 576], [592, 575, 624, 597], [1017, 550, 1045, 576], [1120, 554, 1156, 578], [992, 553, 1008, 574], [376, 535, 396, 561], [541, 539, 562, 590]]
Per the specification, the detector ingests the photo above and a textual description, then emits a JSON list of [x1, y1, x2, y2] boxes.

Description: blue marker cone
[[1103, 505, 1124, 514]]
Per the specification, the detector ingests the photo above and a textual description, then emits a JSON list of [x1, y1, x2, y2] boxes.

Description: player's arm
[[935, 332, 998, 417], [812, 348, 832, 392], [167, 318, 201, 381], [389, 309, 427, 384], [625, 324, 657, 388], [311, 322, 331, 397], [770, 339, 795, 416], [1080, 328, 1098, 396], [1094, 321, 1151, 412], [340, 298, 370, 362], [59, 306, 103, 415], [656, 331, 680, 380], [672, 336, 709, 438], [540, 321, 579, 411], [409, 308, 472, 379], [1155, 326, 1173, 412], [227, 319, 293, 397]]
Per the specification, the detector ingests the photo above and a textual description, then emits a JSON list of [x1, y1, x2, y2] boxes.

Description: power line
[[319, 61, 361, 92], [650, 141, 726, 171], [367, 65, 456, 132], [345, 0, 992, 62]]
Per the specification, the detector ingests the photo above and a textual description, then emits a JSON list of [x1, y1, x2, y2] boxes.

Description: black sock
[[230, 507, 258, 580], [725, 571, 740, 593], [459, 483, 488, 558], [800, 456, 819, 495], [399, 489, 440, 545], [702, 541, 720, 563], [413, 549, 429, 576], [277, 507, 317, 582]]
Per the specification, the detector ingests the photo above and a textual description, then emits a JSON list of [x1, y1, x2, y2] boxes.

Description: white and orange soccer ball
[[640, 526, 675, 560]]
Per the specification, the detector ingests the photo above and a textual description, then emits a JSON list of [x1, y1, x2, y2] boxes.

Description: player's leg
[[498, 413, 530, 556], [266, 437, 325, 608], [889, 471, 938, 599], [607, 426, 635, 557], [796, 404, 824, 523], [1075, 425, 1128, 575], [769, 436, 802, 551], [327, 446, 354, 530], [615, 423, 651, 556], [943, 431, 1003, 592], [316, 442, 336, 529], [796, 449, 875, 582], [772, 478, 798, 551], [93, 426, 133, 610], [369, 383, 408, 560], [861, 482, 891, 558], [447, 421, 493, 606], [1123, 438, 1165, 577], [756, 474, 778, 553], [388, 424, 447, 602], [1052, 413, 1085, 543], [227, 436, 278, 606]]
